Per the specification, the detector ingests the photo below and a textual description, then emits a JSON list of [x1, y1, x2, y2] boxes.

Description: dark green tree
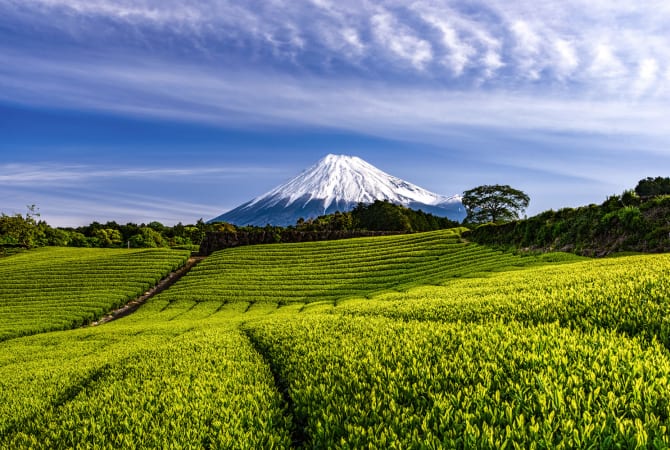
[[635, 177, 670, 198], [92, 228, 123, 247], [352, 201, 412, 231], [0, 205, 41, 247], [462, 185, 530, 224]]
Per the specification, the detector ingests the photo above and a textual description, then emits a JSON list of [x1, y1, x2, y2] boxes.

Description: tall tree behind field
[[0, 205, 41, 248], [462, 185, 530, 224]]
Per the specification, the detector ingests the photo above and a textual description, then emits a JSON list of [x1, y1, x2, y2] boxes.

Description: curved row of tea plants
[[331, 253, 670, 348], [158, 229, 571, 308], [0, 247, 189, 340], [0, 304, 292, 449]]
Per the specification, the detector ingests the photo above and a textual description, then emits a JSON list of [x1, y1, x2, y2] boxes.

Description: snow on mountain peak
[[209, 154, 464, 226], [248, 153, 459, 211]]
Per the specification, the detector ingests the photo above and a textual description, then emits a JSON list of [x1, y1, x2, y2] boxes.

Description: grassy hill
[[466, 194, 670, 256], [161, 229, 575, 308], [1, 230, 670, 448], [0, 247, 189, 340]]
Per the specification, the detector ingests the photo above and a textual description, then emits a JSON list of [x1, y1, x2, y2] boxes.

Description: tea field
[[2, 230, 670, 448], [159, 228, 574, 306], [0, 247, 189, 341]]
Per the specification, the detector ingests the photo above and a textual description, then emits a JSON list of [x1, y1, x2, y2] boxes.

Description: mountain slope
[[210, 154, 464, 226]]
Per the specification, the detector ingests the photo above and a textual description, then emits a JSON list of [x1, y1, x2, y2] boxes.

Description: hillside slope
[[466, 194, 670, 256], [160, 229, 553, 307], [0, 247, 189, 340]]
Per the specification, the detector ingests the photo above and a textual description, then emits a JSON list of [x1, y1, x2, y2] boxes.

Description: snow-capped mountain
[[209, 154, 464, 226]]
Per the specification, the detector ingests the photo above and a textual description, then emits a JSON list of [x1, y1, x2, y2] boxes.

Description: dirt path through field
[[89, 256, 205, 326]]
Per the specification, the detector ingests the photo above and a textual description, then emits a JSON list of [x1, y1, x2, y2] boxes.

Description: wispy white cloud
[[633, 58, 660, 97], [510, 20, 542, 80], [341, 27, 364, 54], [1, 185, 223, 226], [552, 38, 579, 79], [3, 0, 670, 95], [0, 163, 282, 185], [11, 0, 204, 25], [588, 43, 627, 79], [1, 55, 668, 143], [418, 11, 473, 76], [370, 10, 433, 70], [0, 162, 285, 226]]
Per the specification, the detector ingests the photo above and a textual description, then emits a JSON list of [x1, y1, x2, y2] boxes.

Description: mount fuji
[[209, 154, 465, 226]]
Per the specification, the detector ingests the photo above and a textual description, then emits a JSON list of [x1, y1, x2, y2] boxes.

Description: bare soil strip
[[88, 256, 205, 326]]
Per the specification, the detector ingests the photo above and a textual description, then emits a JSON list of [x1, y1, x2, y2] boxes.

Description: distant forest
[[0, 201, 458, 252]]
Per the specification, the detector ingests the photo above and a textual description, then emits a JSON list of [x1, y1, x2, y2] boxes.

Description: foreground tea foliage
[[333, 253, 670, 347], [0, 247, 189, 340], [0, 305, 292, 449], [245, 315, 670, 448]]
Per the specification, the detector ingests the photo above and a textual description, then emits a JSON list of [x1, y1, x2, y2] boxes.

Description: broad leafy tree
[[0, 205, 40, 247], [635, 177, 670, 198], [462, 185, 530, 224]]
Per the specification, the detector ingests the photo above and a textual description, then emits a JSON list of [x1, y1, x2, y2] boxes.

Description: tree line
[[1, 201, 460, 252], [295, 200, 459, 232], [5, 176, 666, 255], [2, 183, 530, 252], [465, 177, 670, 256], [0, 208, 230, 251]]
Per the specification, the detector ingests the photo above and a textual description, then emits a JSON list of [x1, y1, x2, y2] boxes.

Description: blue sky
[[1, 0, 669, 226]]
